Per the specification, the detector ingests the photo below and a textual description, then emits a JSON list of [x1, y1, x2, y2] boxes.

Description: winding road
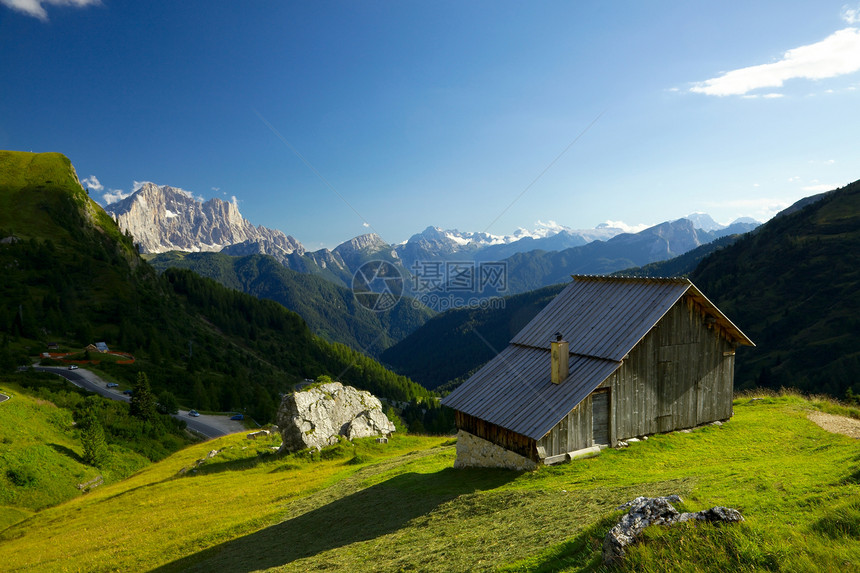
[[0, 392, 9, 404], [34, 366, 245, 439]]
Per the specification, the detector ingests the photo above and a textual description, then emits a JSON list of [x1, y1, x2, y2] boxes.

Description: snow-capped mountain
[[103, 181, 760, 295], [392, 221, 651, 268]]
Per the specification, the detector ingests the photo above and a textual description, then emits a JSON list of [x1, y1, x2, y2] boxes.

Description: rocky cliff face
[[105, 182, 305, 255], [276, 382, 395, 453]]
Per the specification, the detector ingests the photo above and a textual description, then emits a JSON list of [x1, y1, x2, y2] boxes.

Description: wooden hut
[[441, 276, 754, 469]]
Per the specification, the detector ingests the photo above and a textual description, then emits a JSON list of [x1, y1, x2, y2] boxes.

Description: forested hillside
[[147, 251, 433, 357], [0, 151, 431, 424], [691, 179, 860, 398]]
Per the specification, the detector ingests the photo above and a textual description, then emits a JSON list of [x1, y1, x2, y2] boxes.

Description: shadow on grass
[[812, 498, 860, 539], [153, 467, 517, 572], [47, 443, 82, 464], [498, 513, 619, 573]]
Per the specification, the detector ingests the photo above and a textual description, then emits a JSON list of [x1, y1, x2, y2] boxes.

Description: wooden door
[[592, 391, 610, 447]]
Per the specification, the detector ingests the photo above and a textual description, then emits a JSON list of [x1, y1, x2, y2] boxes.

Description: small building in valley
[[441, 275, 754, 470], [86, 342, 110, 354]]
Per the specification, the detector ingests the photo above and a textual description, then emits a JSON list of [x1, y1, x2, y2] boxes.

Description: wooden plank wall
[[608, 296, 736, 444], [455, 411, 538, 461], [536, 395, 593, 457]]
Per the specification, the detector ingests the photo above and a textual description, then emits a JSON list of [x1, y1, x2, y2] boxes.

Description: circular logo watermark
[[352, 260, 404, 312]]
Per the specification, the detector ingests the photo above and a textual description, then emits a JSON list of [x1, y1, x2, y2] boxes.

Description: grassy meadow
[[0, 382, 151, 530], [0, 390, 858, 572]]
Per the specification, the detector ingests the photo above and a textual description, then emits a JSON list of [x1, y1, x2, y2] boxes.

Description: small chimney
[[551, 331, 569, 384]]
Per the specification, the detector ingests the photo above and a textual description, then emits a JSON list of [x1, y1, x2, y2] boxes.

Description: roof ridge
[[572, 274, 691, 284]]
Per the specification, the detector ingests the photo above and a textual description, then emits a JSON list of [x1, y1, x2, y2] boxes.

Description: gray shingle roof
[[442, 275, 753, 441]]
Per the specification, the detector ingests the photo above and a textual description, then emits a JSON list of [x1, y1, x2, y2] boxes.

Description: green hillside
[[0, 151, 130, 252], [691, 179, 860, 398], [0, 150, 431, 425], [381, 283, 566, 390], [147, 251, 434, 357], [0, 381, 103, 527], [1, 393, 857, 571], [0, 373, 184, 532]]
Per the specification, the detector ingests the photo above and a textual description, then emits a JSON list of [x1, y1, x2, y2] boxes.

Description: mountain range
[[106, 182, 760, 299]]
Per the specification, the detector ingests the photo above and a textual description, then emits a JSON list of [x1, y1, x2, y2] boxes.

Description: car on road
[[68, 365, 78, 370], [106, 382, 119, 388], [188, 410, 200, 417], [230, 414, 244, 420], [123, 389, 133, 395]]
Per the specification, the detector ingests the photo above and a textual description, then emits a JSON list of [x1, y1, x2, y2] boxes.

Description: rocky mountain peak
[[334, 233, 388, 254], [104, 182, 304, 255]]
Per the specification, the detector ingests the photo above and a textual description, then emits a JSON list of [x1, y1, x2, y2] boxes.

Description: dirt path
[[808, 411, 860, 439]]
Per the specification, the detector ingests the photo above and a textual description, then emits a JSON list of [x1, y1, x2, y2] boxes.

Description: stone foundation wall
[[453, 430, 538, 471]]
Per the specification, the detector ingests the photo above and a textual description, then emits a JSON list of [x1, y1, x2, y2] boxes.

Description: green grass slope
[[2, 393, 857, 572], [0, 150, 133, 254], [0, 378, 153, 532], [691, 179, 860, 398], [147, 251, 434, 358]]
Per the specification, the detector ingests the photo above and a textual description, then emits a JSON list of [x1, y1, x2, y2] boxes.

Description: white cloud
[[211, 187, 220, 192], [80, 175, 103, 192], [704, 197, 797, 222], [843, 4, 860, 24], [535, 219, 569, 233], [102, 189, 129, 205], [132, 180, 147, 192], [230, 195, 239, 207], [601, 220, 650, 233], [802, 183, 837, 192], [0, 0, 100, 21], [691, 27, 860, 96]]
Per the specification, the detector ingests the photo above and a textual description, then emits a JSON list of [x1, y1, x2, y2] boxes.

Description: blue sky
[[1, 1, 858, 249]]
